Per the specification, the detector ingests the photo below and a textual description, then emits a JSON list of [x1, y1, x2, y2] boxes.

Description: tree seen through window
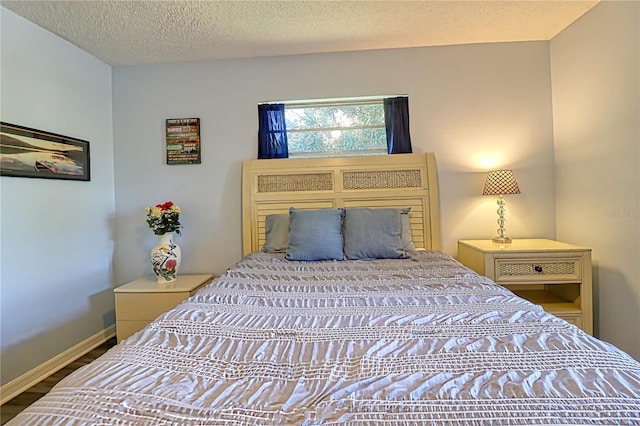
[[284, 100, 387, 157]]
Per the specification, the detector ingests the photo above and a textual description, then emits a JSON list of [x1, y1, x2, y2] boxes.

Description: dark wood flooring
[[1, 337, 117, 424]]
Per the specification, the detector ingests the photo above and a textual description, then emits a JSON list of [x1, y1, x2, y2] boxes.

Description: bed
[[9, 153, 640, 425]]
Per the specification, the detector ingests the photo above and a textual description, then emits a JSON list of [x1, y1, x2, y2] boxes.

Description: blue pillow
[[285, 208, 344, 261], [262, 214, 289, 253], [400, 208, 417, 254], [344, 208, 407, 260]]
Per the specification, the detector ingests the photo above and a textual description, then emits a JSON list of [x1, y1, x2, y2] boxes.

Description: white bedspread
[[10, 251, 640, 425]]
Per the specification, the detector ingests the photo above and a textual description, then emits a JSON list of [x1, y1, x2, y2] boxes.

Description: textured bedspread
[[10, 251, 640, 425]]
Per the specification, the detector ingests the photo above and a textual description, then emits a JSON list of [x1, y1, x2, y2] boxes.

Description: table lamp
[[483, 169, 520, 243]]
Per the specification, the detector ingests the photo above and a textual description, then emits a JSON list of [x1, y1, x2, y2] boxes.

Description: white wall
[[0, 8, 115, 384], [551, 1, 640, 359], [113, 41, 557, 285]]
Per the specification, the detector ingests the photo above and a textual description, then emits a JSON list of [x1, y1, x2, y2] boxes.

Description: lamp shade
[[483, 170, 520, 195]]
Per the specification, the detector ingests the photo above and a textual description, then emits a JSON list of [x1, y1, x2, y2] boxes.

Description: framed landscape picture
[[0, 122, 90, 181]]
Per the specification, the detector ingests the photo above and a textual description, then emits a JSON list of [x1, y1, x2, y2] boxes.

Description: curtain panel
[[258, 103, 289, 159], [384, 97, 413, 154]]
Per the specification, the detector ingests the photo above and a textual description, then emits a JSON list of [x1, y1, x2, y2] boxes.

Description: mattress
[[10, 251, 640, 425]]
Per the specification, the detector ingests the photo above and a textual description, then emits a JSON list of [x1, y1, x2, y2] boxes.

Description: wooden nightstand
[[114, 274, 213, 342], [457, 239, 593, 334]]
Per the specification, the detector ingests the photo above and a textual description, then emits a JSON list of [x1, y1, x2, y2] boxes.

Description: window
[[284, 98, 387, 158], [257, 96, 412, 159]]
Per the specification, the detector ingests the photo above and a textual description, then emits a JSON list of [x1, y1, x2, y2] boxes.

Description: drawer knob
[[534, 265, 543, 273]]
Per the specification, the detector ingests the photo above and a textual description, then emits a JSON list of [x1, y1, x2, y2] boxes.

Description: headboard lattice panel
[[242, 153, 441, 255], [258, 173, 333, 193], [343, 169, 422, 190]]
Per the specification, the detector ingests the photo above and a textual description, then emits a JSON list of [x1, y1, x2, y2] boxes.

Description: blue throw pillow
[[344, 208, 407, 260], [285, 208, 344, 261], [400, 208, 417, 254], [262, 214, 289, 253]]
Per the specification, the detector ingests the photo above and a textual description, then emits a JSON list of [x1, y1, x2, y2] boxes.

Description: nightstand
[[457, 239, 593, 334], [114, 273, 213, 342]]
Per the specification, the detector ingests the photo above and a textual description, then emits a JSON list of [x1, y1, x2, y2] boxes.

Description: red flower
[[165, 259, 177, 269], [156, 201, 174, 211]]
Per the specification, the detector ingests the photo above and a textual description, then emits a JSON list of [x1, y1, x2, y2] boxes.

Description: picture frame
[[166, 118, 201, 165], [0, 122, 90, 181]]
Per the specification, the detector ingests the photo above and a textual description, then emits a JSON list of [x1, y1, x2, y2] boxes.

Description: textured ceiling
[[1, 1, 599, 67]]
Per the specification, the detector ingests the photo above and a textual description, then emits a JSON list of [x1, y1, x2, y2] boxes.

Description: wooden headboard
[[241, 153, 441, 255]]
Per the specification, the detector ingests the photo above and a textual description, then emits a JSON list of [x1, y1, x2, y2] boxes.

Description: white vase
[[150, 232, 181, 283]]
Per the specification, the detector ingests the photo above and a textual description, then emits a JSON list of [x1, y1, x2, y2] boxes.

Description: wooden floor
[[1, 337, 117, 424]]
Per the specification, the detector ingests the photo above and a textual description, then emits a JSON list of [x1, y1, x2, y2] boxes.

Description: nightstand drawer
[[114, 274, 213, 343], [556, 314, 582, 329], [116, 292, 188, 320], [494, 258, 581, 283]]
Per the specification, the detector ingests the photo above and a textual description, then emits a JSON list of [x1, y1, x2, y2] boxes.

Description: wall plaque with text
[[166, 118, 200, 165]]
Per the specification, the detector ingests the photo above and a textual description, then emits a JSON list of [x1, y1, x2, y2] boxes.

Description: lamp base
[[492, 237, 512, 244]]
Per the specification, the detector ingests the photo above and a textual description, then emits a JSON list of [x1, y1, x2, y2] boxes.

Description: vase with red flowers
[[146, 201, 182, 283]]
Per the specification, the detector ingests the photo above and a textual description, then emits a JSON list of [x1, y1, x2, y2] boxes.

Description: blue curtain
[[384, 97, 412, 154], [258, 104, 288, 159]]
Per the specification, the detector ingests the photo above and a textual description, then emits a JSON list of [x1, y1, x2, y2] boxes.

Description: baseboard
[[1, 325, 116, 405]]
